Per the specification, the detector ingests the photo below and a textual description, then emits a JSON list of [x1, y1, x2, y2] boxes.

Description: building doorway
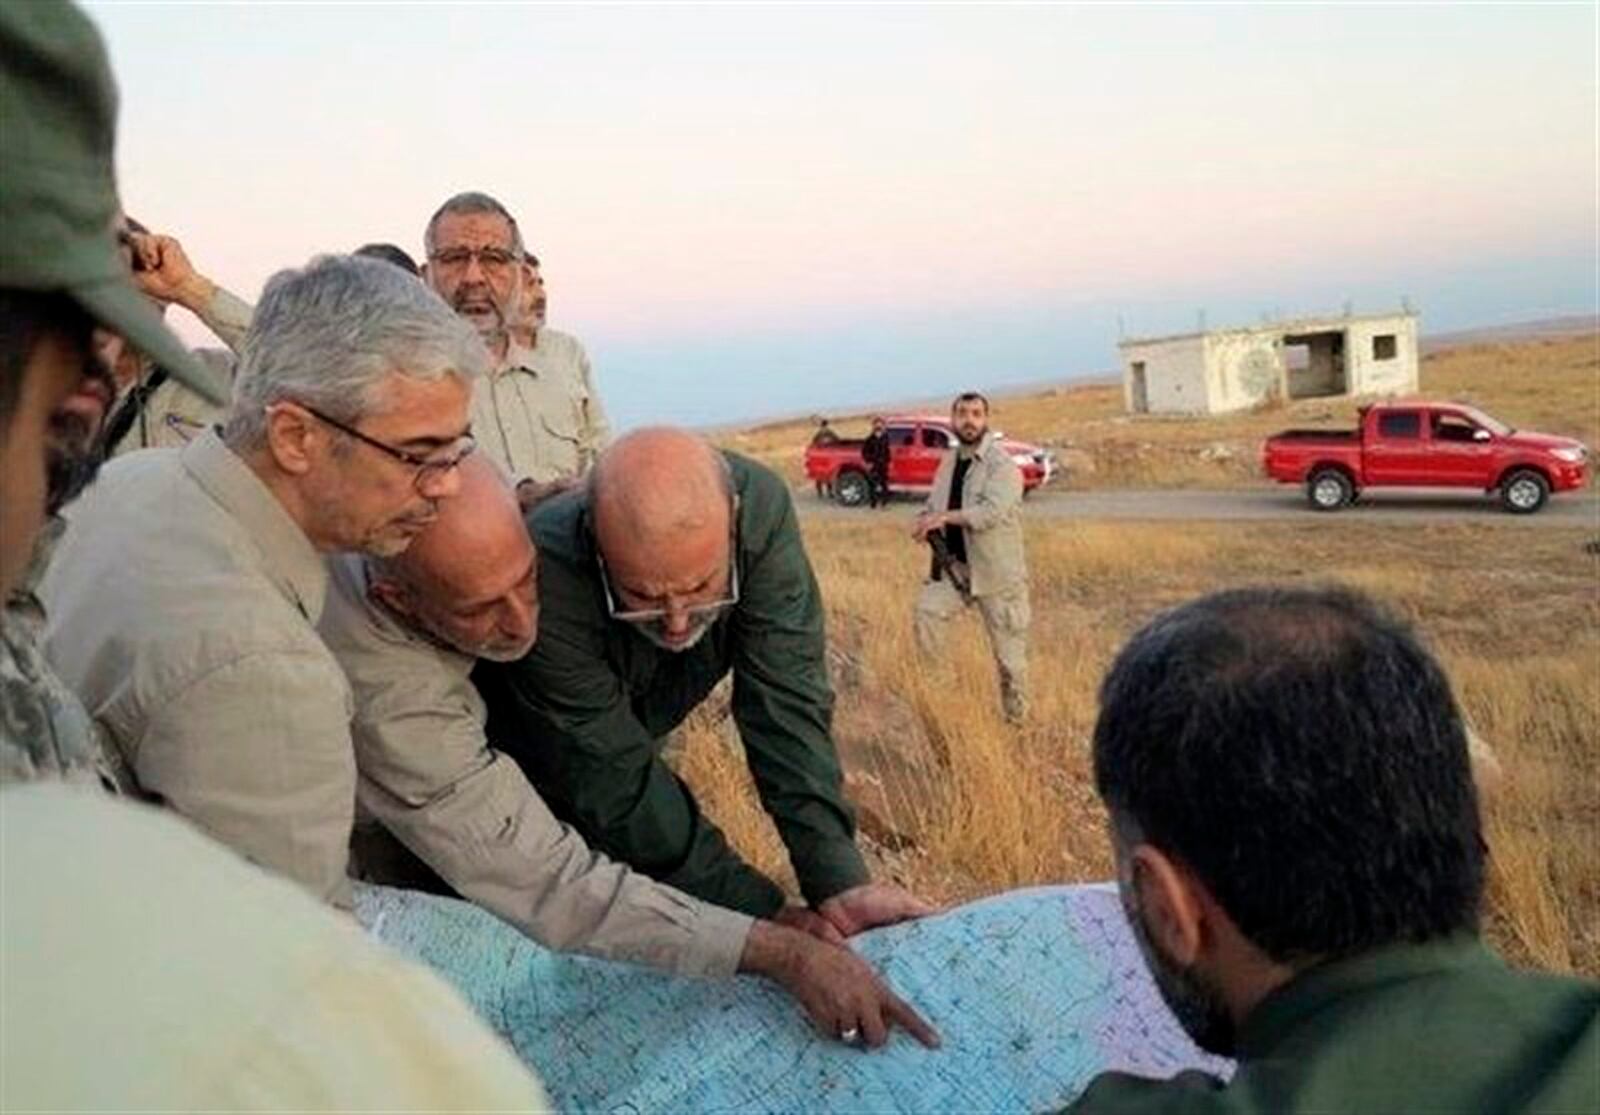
[[1130, 361, 1149, 413], [1281, 331, 1347, 399]]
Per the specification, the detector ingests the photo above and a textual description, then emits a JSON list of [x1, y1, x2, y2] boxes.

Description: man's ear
[[368, 574, 416, 621], [264, 403, 320, 477], [1130, 843, 1207, 969]]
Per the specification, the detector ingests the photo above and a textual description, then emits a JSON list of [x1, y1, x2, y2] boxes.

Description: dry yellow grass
[[718, 333, 1599, 490], [673, 517, 1600, 978]]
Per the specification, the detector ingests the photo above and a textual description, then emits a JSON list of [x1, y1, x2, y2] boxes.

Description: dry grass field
[[673, 491, 1599, 982], [719, 333, 1599, 490]]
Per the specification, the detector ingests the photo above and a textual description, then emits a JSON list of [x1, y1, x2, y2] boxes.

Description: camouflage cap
[[0, 0, 225, 404]]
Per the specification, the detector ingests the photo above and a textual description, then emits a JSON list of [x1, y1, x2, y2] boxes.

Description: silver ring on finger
[[838, 1025, 860, 1044]]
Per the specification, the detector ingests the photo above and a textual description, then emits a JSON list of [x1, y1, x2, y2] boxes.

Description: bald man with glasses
[[475, 429, 935, 943]]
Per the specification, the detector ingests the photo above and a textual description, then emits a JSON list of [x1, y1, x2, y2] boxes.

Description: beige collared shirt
[[472, 328, 610, 484], [319, 555, 752, 977], [3, 784, 550, 1113], [925, 431, 1029, 598], [43, 431, 357, 906]]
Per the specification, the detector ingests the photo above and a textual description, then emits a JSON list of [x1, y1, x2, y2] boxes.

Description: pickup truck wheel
[[1307, 469, 1353, 511], [1500, 469, 1549, 514], [834, 469, 871, 508]]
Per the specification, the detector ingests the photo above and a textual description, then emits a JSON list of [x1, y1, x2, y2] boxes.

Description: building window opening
[[1372, 334, 1398, 361], [1281, 330, 1347, 399]]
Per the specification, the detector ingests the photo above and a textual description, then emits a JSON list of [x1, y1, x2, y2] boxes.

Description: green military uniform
[[1068, 936, 1599, 1114], [477, 453, 868, 917], [0, 521, 124, 790]]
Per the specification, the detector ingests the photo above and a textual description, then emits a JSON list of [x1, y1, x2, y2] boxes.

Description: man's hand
[[739, 921, 940, 1050], [772, 903, 846, 946], [820, 882, 938, 937], [128, 232, 216, 314], [911, 511, 946, 540]]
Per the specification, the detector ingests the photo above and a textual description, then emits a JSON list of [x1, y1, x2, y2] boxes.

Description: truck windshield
[[1458, 406, 1512, 436]]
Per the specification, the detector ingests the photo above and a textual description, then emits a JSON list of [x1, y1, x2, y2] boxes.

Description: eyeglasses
[[597, 504, 741, 624], [427, 246, 520, 275], [300, 404, 476, 493]]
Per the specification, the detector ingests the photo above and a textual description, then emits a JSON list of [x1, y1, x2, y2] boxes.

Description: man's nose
[[502, 591, 537, 643], [417, 464, 464, 500], [461, 253, 486, 284], [660, 601, 693, 637]]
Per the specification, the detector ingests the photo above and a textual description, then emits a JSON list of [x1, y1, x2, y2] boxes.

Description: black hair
[[353, 242, 421, 277], [952, 391, 989, 413], [1092, 585, 1484, 964], [0, 288, 93, 425]]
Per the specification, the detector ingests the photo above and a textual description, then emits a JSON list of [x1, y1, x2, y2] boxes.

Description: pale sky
[[87, 2, 1596, 428]]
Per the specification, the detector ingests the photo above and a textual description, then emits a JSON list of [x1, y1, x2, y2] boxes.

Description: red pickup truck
[[805, 416, 1055, 506], [1263, 401, 1589, 513]]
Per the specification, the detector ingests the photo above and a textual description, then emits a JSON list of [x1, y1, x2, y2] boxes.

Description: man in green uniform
[[0, 0, 225, 786], [478, 428, 932, 942], [1070, 585, 1597, 1114]]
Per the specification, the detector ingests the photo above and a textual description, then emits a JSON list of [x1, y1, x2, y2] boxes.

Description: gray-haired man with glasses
[[44, 254, 487, 905], [423, 191, 609, 502], [476, 429, 939, 960]]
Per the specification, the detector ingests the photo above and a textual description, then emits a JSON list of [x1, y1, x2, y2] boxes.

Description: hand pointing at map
[[739, 921, 941, 1050], [819, 883, 938, 937]]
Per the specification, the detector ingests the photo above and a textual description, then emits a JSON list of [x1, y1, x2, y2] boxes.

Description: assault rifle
[[927, 531, 972, 598]]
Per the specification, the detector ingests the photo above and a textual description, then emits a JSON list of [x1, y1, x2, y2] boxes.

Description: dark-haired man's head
[[0, 290, 106, 596], [422, 192, 525, 343], [354, 243, 420, 278], [1091, 586, 1484, 1055], [950, 392, 989, 446]]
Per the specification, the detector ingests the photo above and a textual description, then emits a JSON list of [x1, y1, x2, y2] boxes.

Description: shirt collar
[[1238, 934, 1497, 1059], [496, 337, 540, 377], [182, 429, 329, 623]]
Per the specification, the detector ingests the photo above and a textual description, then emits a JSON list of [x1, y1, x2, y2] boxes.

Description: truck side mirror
[[1473, 428, 1492, 442]]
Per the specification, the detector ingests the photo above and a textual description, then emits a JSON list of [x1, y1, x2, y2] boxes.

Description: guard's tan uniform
[[43, 431, 357, 906], [109, 286, 253, 454], [914, 431, 1031, 720], [319, 554, 752, 976], [472, 328, 609, 485], [2, 783, 550, 1113]]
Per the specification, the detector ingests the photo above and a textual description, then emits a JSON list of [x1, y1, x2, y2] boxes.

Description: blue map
[[356, 883, 1232, 1113]]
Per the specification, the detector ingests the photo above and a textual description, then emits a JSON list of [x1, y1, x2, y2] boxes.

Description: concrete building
[[1119, 309, 1419, 416]]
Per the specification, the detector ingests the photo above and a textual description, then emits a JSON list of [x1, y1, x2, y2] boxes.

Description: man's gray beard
[[1120, 884, 1238, 1056], [633, 617, 715, 653], [45, 418, 106, 516]]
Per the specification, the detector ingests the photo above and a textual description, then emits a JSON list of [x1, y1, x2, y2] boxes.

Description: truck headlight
[[1552, 446, 1587, 464]]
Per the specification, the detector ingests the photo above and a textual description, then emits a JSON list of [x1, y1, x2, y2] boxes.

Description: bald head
[[592, 428, 736, 652], [370, 454, 538, 661]]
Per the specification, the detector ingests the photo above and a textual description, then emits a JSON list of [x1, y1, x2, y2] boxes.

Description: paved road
[[798, 485, 1600, 528]]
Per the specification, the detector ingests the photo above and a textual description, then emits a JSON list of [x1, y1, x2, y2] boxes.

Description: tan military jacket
[[43, 431, 356, 906], [319, 555, 751, 977], [925, 430, 1029, 598], [472, 328, 610, 485], [2, 784, 551, 1113], [109, 287, 253, 454]]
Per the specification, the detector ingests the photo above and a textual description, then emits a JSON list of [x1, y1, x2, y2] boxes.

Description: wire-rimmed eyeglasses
[[301, 403, 476, 494], [596, 506, 741, 625]]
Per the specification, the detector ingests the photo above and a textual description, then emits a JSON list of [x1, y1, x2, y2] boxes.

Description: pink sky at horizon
[[85, 3, 1595, 423]]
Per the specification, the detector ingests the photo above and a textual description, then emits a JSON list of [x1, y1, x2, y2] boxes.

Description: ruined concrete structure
[[1118, 309, 1420, 416]]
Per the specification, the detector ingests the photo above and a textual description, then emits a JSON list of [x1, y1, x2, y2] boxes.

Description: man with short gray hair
[[45, 254, 485, 904], [423, 191, 608, 499]]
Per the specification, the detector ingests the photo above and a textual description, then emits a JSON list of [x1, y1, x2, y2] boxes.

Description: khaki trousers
[[914, 578, 1031, 722]]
